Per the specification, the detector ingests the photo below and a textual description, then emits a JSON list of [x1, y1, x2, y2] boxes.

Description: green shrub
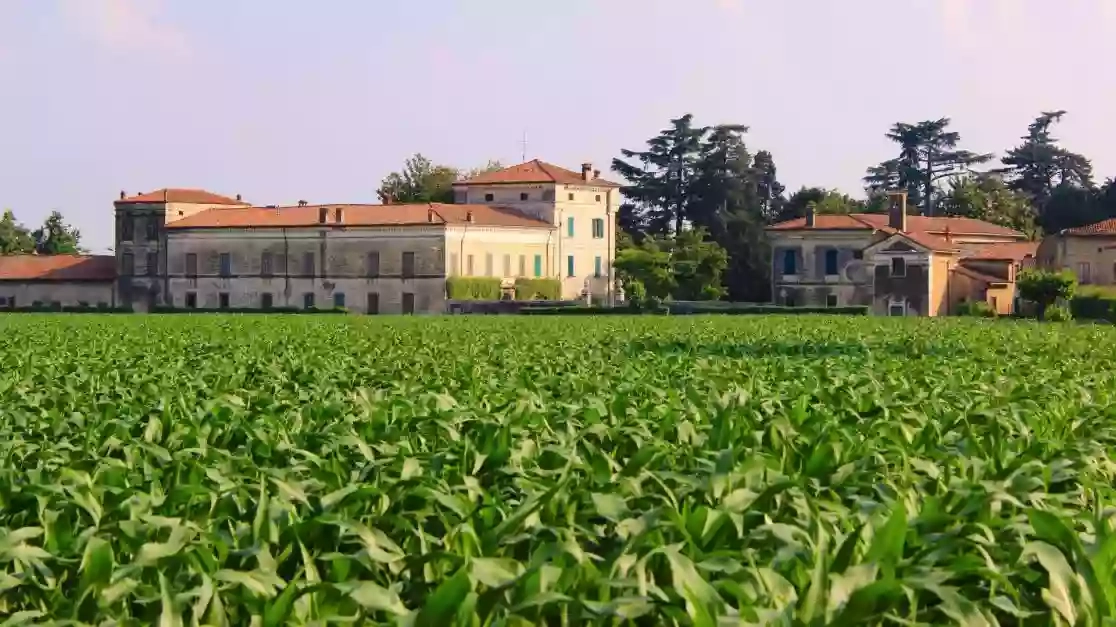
[[514, 278, 561, 301], [446, 276, 502, 300], [1046, 304, 1073, 322], [150, 306, 346, 314], [2, 305, 132, 314], [956, 300, 996, 317], [1070, 294, 1116, 322], [522, 304, 870, 316]]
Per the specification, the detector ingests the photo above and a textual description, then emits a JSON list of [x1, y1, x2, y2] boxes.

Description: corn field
[[1, 314, 1115, 625]]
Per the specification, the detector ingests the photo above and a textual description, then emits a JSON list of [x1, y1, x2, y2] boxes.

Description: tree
[[670, 228, 728, 300], [999, 111, 1096, 233], [775, 187, 866, 222], [865, 118, 992, 216], [33, 211, 82, 255], [1017, 268, 1076, 320], [612, 114, 708, 236], [0, 210, 35, 254], [938, 175, 1038, 237], [613, 236, 675, 304], [377, 154, 460, 204], [463, 160, 504, 180], [751, 150, 786, 224]]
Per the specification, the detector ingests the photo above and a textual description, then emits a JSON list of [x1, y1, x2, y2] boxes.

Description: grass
[[1, 314, 1116, 625]]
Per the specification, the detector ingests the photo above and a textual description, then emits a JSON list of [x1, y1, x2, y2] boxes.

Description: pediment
[[883, 240, 919, 253]]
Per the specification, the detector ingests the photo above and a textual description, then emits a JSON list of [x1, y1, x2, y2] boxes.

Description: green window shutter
[[567, 255, 575, 277], [533, 254, 542, 277], [567, 217, 574, 237], [594, 256, 602, 277]]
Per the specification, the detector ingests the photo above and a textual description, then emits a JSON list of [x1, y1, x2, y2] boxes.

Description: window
[[261, 252, 273, 278], [303, 292, 315, 309], [520, 192, 528, 201], [366, 251, 380, 277], [1078, 262, 1092, 284], [782, 249, 796, 275], [826, 294, 838, 307], [333, 292, 346, 308], [533, 254, 542, 277], [518, 255, 526, 277], [568, 193, 574, 201], [592, 218, 605, 239], [990, 296, 998, 312], [595, 194, 601, 202], [185, 253, 198, 278], [219, 252, 232, 278], [466, 254, 474, 276], [261, 293, 273, 309], [784, 292, 797, 307], [503, 254, 511, 277], [122, 252, 134, 276], [853, 250, 864, 260], [302, 252, 315, 277], [146, 252, 158, 277], [484, 193, 494, 202], [145, 217, 158, 241], [485, 253, 493, 276], [450, 253, 459, 275], [567, 255, 575, 277], [120, 216, 134, 241], [218, 293, 230, 309], [402, 252, 415, 279], [825, 249, 839, 276], [402, 292, 415, 314], [594, 256, 602, 278], [889, 301, 906, 317], [567, 217, 575, 237], [890, 257, 906, 278], [367, 293, 379, 314], [185, 292, 197, 308]]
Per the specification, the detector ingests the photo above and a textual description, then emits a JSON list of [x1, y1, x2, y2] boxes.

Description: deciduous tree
[[938, 175, 1038, 237], [33, 211, 82, 255], [0, 210, 35, 254], [1017, 268, 1076, 320]]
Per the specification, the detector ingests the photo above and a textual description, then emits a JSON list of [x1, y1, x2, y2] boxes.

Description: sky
[[1, 0, 1114, 253]]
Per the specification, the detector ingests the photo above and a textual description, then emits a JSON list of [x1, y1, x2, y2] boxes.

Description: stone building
[[766, 192, 1037, 316], [1037, 218, 1116, 286], [0, 159, 620, 314]]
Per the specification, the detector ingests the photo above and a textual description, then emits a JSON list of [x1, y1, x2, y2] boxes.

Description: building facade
[[0, 160, 619, 313], [1036, 218, 1116, 286], [766, 193, 1037, 316]]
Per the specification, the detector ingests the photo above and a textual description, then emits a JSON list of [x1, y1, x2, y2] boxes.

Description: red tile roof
[[457, 160, 621, 187], [964, 241, 1039, 261], [117, 189, 247, 205], [1062, 218, 1116, 235], [768, 213, 1024, 238], [166, 203, 553, 230], [0, 255, 116, 281], [953, 265, 1009, 285]]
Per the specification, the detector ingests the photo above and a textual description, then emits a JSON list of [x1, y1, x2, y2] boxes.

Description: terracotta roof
[[768, 213, 1024, 238], [953, 265, 1009, 285], [166, 203, 553, 230], [457, 160, 621, 187], [117, 189, 247, 205], [965, 241, 1039, 261], [0, 255, 116, 281], [897, 231, 958, 253], [1062, 218, 1116, 235]]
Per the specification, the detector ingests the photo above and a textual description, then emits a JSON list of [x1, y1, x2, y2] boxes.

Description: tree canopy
[[376, 155, 504, 204], [0, 209, 81, 255]]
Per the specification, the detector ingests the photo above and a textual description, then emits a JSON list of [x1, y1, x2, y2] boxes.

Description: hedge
[[514, 278, 562, 301], [522, 304, 870, 316], [1, 304, 133, 314], [446, 276, 502, 300], [150, 306, 349, 314], [1069, 294, 1116, 322]]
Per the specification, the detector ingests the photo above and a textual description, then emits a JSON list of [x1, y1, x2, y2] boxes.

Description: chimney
[[593, 169, 600, 179], [805, 202, 816, 228], [236, 193, 242, 202], [887, 190, 908, 232], [119, 190, 126, 200], [318, 207, 328, 224], [581, 162, 593, 181], [427, 208, 435, 223], [334, 207, 344, 224], [298, 199, 308, 207], [466, 210, 475, 223]]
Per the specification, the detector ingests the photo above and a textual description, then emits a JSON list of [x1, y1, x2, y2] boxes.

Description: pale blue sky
[[1, 0, 1114, 252]]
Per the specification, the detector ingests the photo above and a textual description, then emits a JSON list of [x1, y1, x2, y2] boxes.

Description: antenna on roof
[[520, 130, 527, 163]]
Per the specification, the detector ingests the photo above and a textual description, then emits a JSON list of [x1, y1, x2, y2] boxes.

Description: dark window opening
[[782, 249, 796, 275], [333, 292, 346, 308], [519, 192, 528, 201], [218, 293, 230, 309], [890, 257, 906, 277], [402, 292, 415, 314], [120, 216, 134, 241], [146, 252, 158, 277], [185, 253, 198, 278], [185, 292, 197, 308], [261, 252, 273, 278], [826, 294, 838, 307], [303, 252, 315, 277], [145, 217, 158, 241], [366, 252, 380, 277], [402, 252, 415, 279], [261, 293, 273, 309], [122, 253, 134, 276], [303, 292, 315, 309], [484, 193, 494, 202], [367, 293, 379, 314], [853, 250, 864, 260], [825, 249, 839, 276], [219, 253, 232, 278]]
